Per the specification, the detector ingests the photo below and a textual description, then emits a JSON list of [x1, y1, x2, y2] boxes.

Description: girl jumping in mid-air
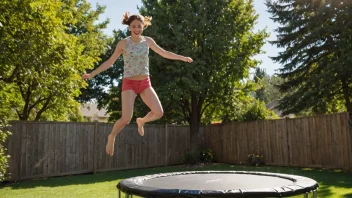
[[82, 12, 193, 156]]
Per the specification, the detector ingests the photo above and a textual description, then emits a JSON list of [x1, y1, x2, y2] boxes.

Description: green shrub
[[247, 154, 265, 166], [0, 119, 11, 182], [242, 100, 279, 121], [183, 148, 216, 165], [199, 148, 216, 163]]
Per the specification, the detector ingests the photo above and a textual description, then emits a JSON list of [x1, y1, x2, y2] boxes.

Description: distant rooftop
[[266, 99, 294, 118], [80, 103, 109, 118]]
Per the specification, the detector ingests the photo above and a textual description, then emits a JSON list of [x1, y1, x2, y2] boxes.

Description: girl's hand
[[81, 73, 92, 79], [182, 57, 193, 63]]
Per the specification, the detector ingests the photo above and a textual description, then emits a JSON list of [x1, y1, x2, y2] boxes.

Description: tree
[[264, 74, 284, 103], [266, 0, 352, 116], [253, 67, 268, 102], [0, 119, 11, 182], [0, 0, 108, 121], [138, 0, 268, 150], [77, 29, 128, 122], [0, 83, 12, 182], [242, 100, 279, 121], [252, 67, 284, 104]]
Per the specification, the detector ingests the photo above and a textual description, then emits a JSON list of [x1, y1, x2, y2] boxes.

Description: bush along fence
[[4, 112, 352, 181], [4, 122, 190, 181]]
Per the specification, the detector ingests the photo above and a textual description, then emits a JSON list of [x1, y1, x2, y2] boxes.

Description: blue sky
[[87, 0, 281, 75]]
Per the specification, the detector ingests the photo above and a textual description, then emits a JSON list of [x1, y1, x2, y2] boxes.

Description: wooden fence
[[4, 122, 190, 181], [3, 112, 351, 181], [204, 112, 352, 170]]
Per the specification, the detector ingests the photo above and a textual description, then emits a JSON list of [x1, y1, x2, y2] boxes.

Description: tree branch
[[35, 94, 53, 120]]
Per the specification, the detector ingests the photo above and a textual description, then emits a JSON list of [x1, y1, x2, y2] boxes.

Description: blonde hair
[[122, 11, 152, 28]]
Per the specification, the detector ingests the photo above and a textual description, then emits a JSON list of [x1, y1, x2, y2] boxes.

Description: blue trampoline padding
[[116, 171, 319, 197]]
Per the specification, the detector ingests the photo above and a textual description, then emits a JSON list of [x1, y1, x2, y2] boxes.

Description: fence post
[[285, 117, 291, 167], [347, 112, 352, 171], [19, 122, 22, 180], [165, 123, 168, 166], [93, 121, 98, 174]]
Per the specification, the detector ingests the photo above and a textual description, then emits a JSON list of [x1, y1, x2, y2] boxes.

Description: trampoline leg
[[124, 194, 132, 198], [118, 190, 121, 198], [313, 190, 317, 198], [303, 193, 308, 198]]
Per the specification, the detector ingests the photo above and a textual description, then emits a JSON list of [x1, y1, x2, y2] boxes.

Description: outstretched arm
[[82, 40, 125, 79], [146, 37, 193, 63]]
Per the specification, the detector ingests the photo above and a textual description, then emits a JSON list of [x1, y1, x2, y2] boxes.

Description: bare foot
[[136, 118, 145, 136], [106, 134, 115, 156]]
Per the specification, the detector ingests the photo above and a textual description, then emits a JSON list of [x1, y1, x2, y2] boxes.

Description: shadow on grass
[[1, 163, 351, 197]]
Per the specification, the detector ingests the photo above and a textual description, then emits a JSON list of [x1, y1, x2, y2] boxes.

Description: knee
[[153, 110, 164, 119], [120, 116, 132, 125]]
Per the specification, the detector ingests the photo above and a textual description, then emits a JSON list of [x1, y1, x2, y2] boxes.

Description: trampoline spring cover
[[116, 171, 319, 197]]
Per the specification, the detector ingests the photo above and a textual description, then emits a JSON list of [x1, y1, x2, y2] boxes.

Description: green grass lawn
[[1, 163, 351, 198]]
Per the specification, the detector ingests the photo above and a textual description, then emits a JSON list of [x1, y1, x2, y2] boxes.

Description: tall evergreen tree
[[252, 67, 284, 104], [253, 67, 268, 102], [266, 0, 352, 115], [138, 0, 267, 150]]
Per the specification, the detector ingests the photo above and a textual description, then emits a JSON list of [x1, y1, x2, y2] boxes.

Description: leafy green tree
[[253, 67, 268, 102], [77, 29, 127, 122], [266, 0, 352, 116], [253, 67, 284, 104], [0, 119, 11, 182], [0, 83, 12, 182], [138, 0, 268, 150], [0, 0, 108, 121], [202, 81, 257, 124], [242, 100, 279, 121], [264, 74, 284, 103]]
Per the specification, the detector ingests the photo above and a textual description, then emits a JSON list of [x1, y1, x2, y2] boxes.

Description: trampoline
[[116, 171, 318, 198]]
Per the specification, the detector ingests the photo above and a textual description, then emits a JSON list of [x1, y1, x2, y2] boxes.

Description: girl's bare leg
[[106, 90, 136, 156], [136, 87, 164, 136]]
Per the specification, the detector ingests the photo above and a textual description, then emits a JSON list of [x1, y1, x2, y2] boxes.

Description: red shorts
[[122, 77, 152, 94]]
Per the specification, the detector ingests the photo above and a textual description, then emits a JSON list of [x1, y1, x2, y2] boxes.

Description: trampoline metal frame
[[117, 171, 319, 198], [118, 190, 317, 198]]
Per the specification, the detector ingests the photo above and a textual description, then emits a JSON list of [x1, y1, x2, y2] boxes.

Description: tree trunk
[[35, 96, 52, 121], [190, 92, 200, 152], [190, 118, 200, 152], [341, 79, 352, 114]]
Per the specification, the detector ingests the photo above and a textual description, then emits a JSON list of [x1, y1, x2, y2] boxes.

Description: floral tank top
[[123, 36, 149, 78]]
